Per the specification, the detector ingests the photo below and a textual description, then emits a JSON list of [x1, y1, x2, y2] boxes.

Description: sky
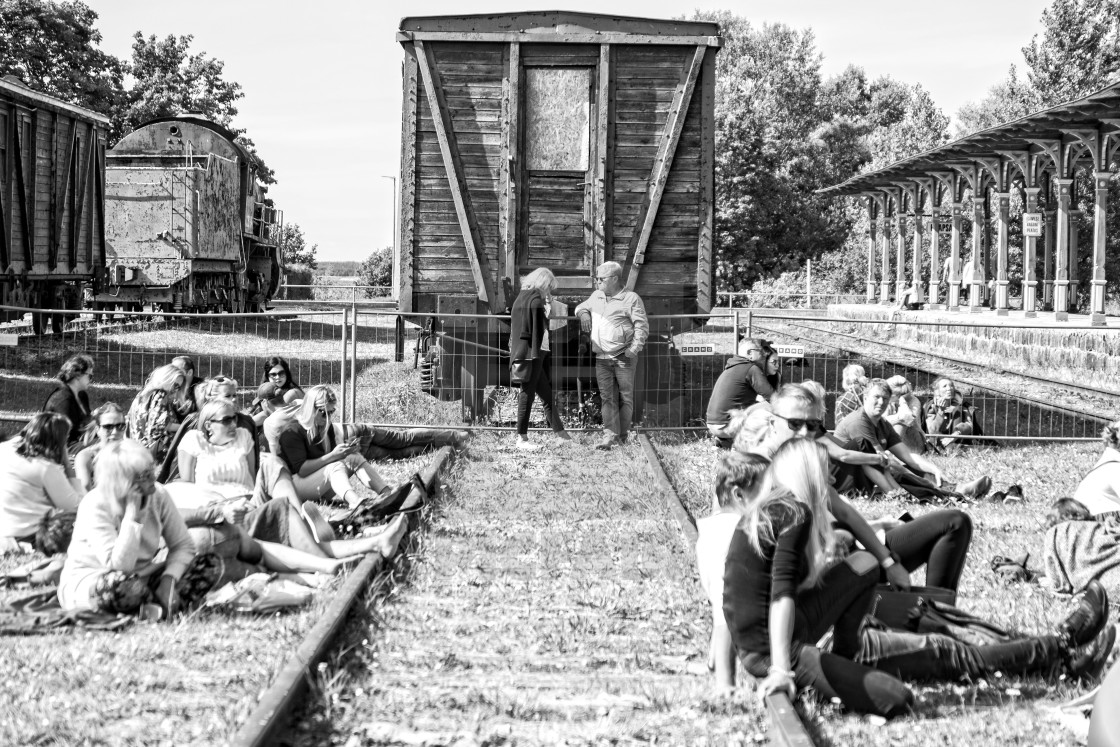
[[90, 0, 1053, 263]]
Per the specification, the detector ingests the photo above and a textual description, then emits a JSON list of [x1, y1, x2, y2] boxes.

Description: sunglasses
[[771, 412, 824, 434], [317, 407, 336, 417], [267, 369, 286, 378], [99, 422, 126, 432], [210, 415, 237, 427]]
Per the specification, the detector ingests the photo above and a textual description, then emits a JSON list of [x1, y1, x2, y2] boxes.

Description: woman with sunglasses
[[74, 403, 127, 491], [275, 385, 390, 508], [0, 413, 85, 555], [127, 364, 187, 464], [157, 375, 259, 483], [42, 354, 95, 447], [252, 357, 304, 426]]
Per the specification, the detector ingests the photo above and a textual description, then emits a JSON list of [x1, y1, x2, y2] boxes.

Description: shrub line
[[229, 445, 456, 747]]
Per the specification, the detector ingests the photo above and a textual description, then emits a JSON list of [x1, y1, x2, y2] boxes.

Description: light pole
[[382, 175, 398, 300]]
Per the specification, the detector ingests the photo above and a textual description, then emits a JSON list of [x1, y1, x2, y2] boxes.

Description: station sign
[[678, 344, 716, 356], [774, 344, 805, 359], [0, 334, 18, 347], [1023, 212, 1043, 237]]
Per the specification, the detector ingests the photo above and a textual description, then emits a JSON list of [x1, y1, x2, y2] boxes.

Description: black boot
[[1058, 580, 1109, 647], [1066, 624, 1117, 683]]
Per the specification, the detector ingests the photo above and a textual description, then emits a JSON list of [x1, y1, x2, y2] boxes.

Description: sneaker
[[1067, 624, 1117, 682], [515, 437, 542, 451], [594, 433, 620, 450], [1059, 580, 1110, 647]]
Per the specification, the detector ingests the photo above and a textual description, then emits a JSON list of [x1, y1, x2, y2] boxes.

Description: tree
[[954, 67, 1037, 138], [358, 247, 393, 298], [1022, 0, 1120, 105], [278, 223, 318, 269], [0, 0, 124, 117]]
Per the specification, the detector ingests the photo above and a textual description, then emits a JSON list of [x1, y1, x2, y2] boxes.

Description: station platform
[[825, 303, 1120, 394]]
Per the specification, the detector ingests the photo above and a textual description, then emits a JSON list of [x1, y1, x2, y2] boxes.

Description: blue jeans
[[595, 355, 636, 438]]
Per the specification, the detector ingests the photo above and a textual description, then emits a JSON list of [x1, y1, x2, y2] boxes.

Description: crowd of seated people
[[0, 352, 469, 621]]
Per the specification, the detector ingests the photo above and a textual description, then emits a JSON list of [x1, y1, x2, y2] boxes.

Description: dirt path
[[290, 433, 767, 745]]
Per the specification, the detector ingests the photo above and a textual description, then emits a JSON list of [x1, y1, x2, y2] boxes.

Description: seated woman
[[170, 355, 202, 419], [42, 353, 94, 449], [924, 377, 982, 450], [58, 439, 218, 619], [127, 364, 187, 464], [158, 375, 259, 483], [0, 413, 85, 555], [833, 364, 867, 425], [251, 356, 305, 427], [176, 398, 407, 562], [884, 375, 925, 454], [724, 438, 1112, 715], [75, 403, 127, 491]]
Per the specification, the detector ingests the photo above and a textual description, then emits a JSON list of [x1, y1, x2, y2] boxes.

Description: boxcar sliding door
[[518, 53, 598, 289]]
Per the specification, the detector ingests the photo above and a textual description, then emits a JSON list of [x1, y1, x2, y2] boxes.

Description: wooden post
[[499, 42, 521, 309], [1069, 207, 1082, 312], [1023, 187, 1041, 317], [866, 197, 876, 302], [894, 209, 906, 302], [696, 46, 715, 312], [967, 199, 985, 312], [398, 43, 419, 313], [910, 206, 924, 304], [1043, 205, 1056, 309], [1091, 171, 1110, 324], [350, 300, 358, 419], [1053, 177, 1073, 321], [995, 191, 1010, 315], [879, 204, 891, 303], [339, 306, 348, 422]]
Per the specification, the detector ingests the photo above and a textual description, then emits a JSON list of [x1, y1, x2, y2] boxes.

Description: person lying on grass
[[58, 439, 218, 619], [833, 379, 991, 502], [696, 450, 770, 690], [0, 413, 85, 556], [172, 398, 408, 563], [75, 403, 127, 491], [732, 385, 972, 592], [724, 438, 1115, 718]]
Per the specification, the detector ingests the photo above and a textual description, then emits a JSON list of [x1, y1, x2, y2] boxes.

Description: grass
[[653, 434, 1106, 745], [0, 455, 431, 746]]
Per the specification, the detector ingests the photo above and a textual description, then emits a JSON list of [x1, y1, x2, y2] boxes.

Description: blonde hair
[[800, 380, 827, 419], [886, 375, 912, 397], [747, 439, 836, 587], [296, 385, 337, 442], [94, 439, 155, 504], [197, 398, 237, 438], [142, 364, 186, 403], [841, 364, 867, 392], [522, 268, 557, 293], [731, 405, 777, 456]]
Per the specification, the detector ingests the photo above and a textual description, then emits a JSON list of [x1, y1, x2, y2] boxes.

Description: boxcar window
[[524, 67, 591, 172]]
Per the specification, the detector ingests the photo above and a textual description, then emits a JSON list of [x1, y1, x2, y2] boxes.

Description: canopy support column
[[894, 210, 907, 302], [1023, 187, 1041, 317], [1043, 205, 1056, 309], [948, 202, 962, 311], [866, 196, 877, 302], [1053, 177, 1073, 321], [1090, 171, 1110, 324], [927, 207, 940, 308], [994, 191, 1011, 315], [879, 197, 893, 303], [910, 211, 924, 304], [1069, 207, 1082, 313], [967, 200, 985, 312]]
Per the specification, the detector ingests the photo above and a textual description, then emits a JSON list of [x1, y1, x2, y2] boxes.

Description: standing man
[[576, 261, 649, 450]]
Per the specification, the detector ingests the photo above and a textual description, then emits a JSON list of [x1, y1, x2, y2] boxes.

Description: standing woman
[[127, 364, 187, 464], [74, 403, 127, 491], [509, 268, 568, 450], [0, 413, 85, 554], [42, 354, 94, 447]]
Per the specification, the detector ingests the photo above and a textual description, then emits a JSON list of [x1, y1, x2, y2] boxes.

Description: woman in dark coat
[[509, 268, 569, 449], [42, 354, 94, 447]]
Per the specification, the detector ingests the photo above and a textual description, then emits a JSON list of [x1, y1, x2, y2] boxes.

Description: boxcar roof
[[399, 10, 720, 42], [0, 75, 110, 125], [118, 114, 251, 162]]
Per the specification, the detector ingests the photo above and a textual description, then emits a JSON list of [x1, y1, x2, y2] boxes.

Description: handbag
[[871, 584, 957, 630], [510, 360, 532, 384]]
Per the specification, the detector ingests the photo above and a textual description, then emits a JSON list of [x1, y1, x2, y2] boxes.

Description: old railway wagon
[[397, 12, 720, 420], [97, 115, 283, 313], [0, 76, 109, 333]]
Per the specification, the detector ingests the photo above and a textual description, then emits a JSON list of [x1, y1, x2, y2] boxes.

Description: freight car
[[396, 12, 720, 422], [0, 75, 109, 333], [95, 115, 283, 313]]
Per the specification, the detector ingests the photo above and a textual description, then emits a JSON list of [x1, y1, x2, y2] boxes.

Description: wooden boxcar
[[0, 75, 109, 331], [397, 12, 720, 419], [98, 115, 283, 313]]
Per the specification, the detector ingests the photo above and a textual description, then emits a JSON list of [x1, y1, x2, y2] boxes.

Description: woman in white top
[[0, 413, 85, 554]]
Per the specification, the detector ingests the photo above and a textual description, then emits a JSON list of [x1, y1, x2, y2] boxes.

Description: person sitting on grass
[[172, 398, 408, 563], [250, 356, 304, 427], [157, 375, 259, 483], [834, 364, 867, 425], [705, 337, 775, 448], [834, 379, 990, 502], [0, 413, 85, 556], [696, 450, 770, 690], [42, 353, 94, 448], [170, 355, 202, 419], [724, 438, 1114, 718], [127, 364, 188, 464], [75, 403, 127, 491], [58, 439, 218, 619], [883, 375, 926, 455], [733, 385, 973, 593], [924, 377, 982, 450]]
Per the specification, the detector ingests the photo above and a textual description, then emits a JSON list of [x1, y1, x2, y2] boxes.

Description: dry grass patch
[[653, 434, 1104, 745]]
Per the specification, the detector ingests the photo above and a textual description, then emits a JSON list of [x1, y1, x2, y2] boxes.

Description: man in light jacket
[[575, 261, 649, 450]]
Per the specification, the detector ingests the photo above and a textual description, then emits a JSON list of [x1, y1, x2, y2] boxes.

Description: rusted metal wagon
[[397, 11, 721, 421], [98, 115, 283, 313], [0, 75, 109, 332]]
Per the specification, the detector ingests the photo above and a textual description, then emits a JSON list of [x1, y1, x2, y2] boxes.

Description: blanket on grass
[[0, 586, 133, 635], [1043, 520, 1120, 595]]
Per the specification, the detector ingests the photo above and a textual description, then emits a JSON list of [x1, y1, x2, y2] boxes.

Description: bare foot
[[378, 514, 409, 558]]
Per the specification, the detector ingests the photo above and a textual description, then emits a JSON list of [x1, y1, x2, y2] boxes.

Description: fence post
[[733, 310, 741, 349], [394, 314, 405, 363], [339, 306, 348, 422], [350, 300, 358, 421], [744, 309, 753, 338]]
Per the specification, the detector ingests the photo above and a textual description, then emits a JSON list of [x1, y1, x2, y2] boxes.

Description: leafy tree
[[357, 247, 393, 298], [278, 223, 318, 269], [1022, 0, 1120, 104], [0, 0, 124, 118]]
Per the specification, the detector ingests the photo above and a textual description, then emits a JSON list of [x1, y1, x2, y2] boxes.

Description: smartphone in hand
[[897, 511, 914, 523]]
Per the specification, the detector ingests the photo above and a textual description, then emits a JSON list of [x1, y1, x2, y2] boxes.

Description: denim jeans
[[595, 354, 635, 438], [882, 509, 973, 591], [515, 352, 561, 436], [342, 423, 466, 460]]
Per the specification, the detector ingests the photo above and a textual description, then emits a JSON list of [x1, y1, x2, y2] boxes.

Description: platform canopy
[[820, 79, 1120, 324]]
